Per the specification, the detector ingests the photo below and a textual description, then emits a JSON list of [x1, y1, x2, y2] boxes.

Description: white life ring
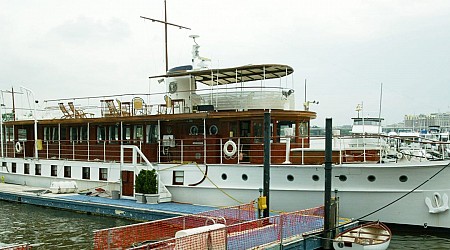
[[396, 152, 403, 159], [223, 140, 237, 157], [15, 142, 23, 153]]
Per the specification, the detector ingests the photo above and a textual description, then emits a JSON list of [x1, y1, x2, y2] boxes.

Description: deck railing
[[1, 135, 449, 165]]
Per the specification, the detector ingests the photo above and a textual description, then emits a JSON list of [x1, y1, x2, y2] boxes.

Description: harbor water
[[0, 200, 135, 249], [1, 200, 450, 249]]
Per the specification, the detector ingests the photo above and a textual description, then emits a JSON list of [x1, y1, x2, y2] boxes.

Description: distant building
[[383, 112, 450, 133], [403, 112, 450, 132]]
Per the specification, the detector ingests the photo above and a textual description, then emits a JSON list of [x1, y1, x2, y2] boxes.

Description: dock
[[0, 183, 215, 221]]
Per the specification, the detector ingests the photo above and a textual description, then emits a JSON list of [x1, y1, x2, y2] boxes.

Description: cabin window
[[5, 127, 14, 141], [1, 162, 6, 167], [134, 125, 144, 142], [44, 127, 58, 142], [253, 122, 263, 143], [240, 121, 250, 137], [11, 163, 16, 173], [24, 163, 30, 174], [209, 125, 218, 135], [97, 126, 106, 142], [123, 125, 131, 141], [60, 127, 67, 141], [80, 126, 88, 142], [172, 171, 184, 185], [82, 167, 90, 180], [99, 168, 108, 181], [35, 164, 41, 176], [18, 129, 27, 142], [278, 121, 294, 143], [64, 166, 71, 178], [108, 125, 119, 142], [51, 165, 57, 177], [299, 122, 308, 137], [70, 127, 79, 143], [146, 124, 158, 144]]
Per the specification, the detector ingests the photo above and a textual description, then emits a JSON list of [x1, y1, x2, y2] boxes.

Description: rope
[[192, 162, 244, 204], [159, 161, 245, 204], [354, 161, 450, 221], [305, 161, 450, 238]]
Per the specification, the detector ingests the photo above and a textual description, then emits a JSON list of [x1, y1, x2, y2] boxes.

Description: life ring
[[15, 142, 23, 153], [223, 140, 237, 157], [396, 152, 403, 159]]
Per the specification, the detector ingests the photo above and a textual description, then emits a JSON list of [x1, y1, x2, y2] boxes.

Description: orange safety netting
[[132, 205, 324, 250], [93, 202, 255, 250], [0, 244, 32, 250]]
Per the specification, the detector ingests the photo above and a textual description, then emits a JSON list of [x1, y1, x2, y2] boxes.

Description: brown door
[[121, 171, 134, 196]]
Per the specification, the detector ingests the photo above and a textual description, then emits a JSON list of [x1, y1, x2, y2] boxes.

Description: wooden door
[[121, 171, 134, 196]]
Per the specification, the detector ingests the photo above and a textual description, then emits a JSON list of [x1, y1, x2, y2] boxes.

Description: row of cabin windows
[[5, 121, 308, 143], [8, 162, 108, 180], [41, 124, 158, 143]]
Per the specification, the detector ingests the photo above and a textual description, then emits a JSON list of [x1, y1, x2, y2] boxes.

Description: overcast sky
[[1, 0, 450, 126]]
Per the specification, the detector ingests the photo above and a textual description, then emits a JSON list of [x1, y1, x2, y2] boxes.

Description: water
[[0, 200, 136, 249], [1, 200, 450, 249], [389, 229, 450, 249]]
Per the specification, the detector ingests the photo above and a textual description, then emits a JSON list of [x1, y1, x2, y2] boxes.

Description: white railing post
[[301, 138, 304, 165], [220, 138, 223, 164], [181, 139, 183, 163]]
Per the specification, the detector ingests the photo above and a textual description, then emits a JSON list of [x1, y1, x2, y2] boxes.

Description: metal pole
[[263, 112, 271, 218], [21, 87, 38, 159], [0, 102, 3, 158], [324, 118, 333, 249], [164, 0, 168, 72]]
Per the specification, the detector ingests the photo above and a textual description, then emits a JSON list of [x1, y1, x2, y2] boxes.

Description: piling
[[263, 111, 271, 218], [323, 118, 333, 249]]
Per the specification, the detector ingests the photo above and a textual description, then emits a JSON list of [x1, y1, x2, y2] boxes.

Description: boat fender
[[15, 142, 22, 153], [223, 140, 237, 157], [425, 192, 449, 214]]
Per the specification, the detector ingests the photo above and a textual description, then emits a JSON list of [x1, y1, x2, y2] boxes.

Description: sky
[[1, 0, 450, 126]]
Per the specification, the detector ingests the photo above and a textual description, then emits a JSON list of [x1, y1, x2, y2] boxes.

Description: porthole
[[242, 174, 248, 181], [312, 175, 319, 181], [339, 175, 347, 182], [190, 125, 199, 135], [209, 125, 218, 135], [287, 175, 294, 182], [221, 173, 227, 180], [367, 175, 376, 182], [399, 175, 408, 182]]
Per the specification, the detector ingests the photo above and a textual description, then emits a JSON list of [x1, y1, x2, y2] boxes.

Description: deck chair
[[132, 97, 146, 115], [116, 99, 131, 116], [59, 103, 74, 119], [68, 102, 87, 118], [103, 99, 119, 116]]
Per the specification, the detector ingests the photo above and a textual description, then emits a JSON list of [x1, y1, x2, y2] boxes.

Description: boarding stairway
[[120, 145, 172, 203]]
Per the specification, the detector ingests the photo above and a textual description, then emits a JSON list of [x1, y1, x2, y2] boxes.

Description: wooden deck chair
[[103, 99, 119, 116], [116, 99, 131, 116], [59, 103, 73, 119], [68, 102, 87, 118]]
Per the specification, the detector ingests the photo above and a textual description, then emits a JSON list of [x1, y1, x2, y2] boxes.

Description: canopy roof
[[149, 64, 294, 86]]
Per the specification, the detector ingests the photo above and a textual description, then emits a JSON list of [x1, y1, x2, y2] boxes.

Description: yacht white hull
[[1, 157, 449, 228]]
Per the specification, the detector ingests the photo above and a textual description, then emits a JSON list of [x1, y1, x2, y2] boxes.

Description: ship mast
[[140, 0, 191, 72]]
